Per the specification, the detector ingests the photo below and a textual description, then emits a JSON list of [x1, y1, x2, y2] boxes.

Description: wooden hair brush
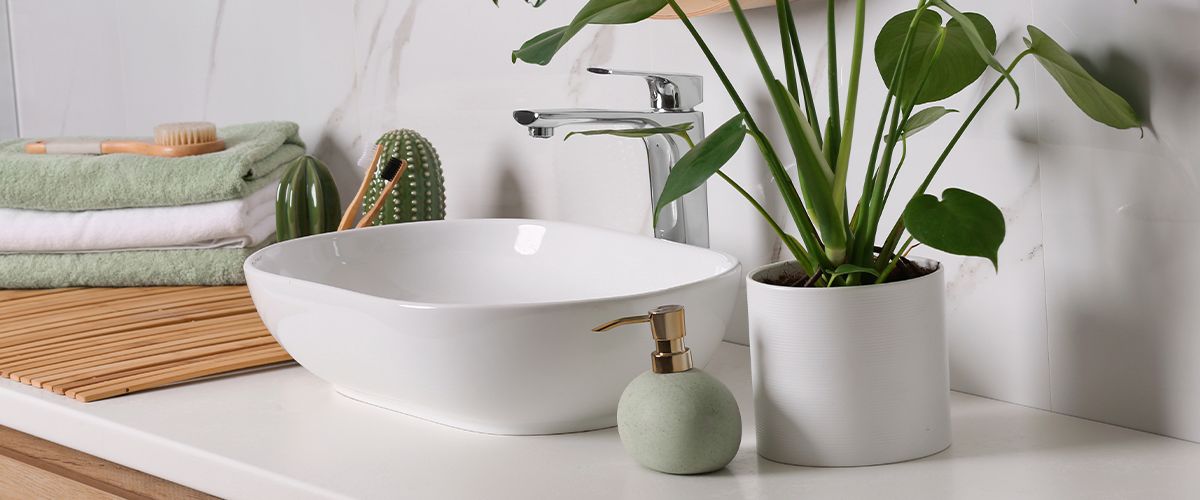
[[25, 121, 226, 157]]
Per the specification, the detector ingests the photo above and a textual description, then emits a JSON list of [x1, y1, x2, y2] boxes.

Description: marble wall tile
[[351, 0, 656, 232], [11, 0, 1200, 442], [1033, 0, 1200, 441], [0, 0, 18, 141], [9, 1, 128, 136], [8, 0, 362, 199]]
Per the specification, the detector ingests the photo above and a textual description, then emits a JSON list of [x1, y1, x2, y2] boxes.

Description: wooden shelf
[[0, 424, 218, 500]]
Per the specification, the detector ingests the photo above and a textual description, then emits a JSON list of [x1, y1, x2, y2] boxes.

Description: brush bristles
[[379, 157, 404, 181], [154, 122, 218, 146], [357, 144, 379, 169]]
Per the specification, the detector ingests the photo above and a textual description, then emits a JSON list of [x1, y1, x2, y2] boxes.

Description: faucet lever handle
[[588, 68, 703, 112]]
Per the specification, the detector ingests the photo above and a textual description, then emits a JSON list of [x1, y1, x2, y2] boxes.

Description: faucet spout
[[512, 107, 709, 248], [514, 69, 708, 248], [514, 109, 658, 131]]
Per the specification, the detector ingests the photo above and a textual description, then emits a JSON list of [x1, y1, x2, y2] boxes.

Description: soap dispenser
[[594, 305, 741, 474]]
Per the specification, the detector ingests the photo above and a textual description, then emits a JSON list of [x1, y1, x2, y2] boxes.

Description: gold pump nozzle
[[594, 305, 693, 374]]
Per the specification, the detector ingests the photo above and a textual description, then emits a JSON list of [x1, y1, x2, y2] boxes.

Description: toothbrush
[[24, 122, 226, 158], [338, 144, 383, 230], [354, 157, 408, 229]]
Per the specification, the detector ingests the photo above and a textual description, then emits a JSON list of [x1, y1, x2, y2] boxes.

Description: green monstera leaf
[[930, 0, 1019, 105], [903, 188, 1005, 270], [1024, 26, 1141, 130], [564, 123, 694, 142], [886, 106, 958, 142], [512, 0, 666, 65], [828, 264, 880, 280], [653, 115, 746, 228], [876, 9, 996, 106]]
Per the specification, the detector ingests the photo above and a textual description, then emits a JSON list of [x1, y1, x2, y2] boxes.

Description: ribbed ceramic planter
[[746, 258, 950, 467]]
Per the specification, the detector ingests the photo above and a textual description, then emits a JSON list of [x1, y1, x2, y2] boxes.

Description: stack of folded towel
[[0, 121, 306, 288]]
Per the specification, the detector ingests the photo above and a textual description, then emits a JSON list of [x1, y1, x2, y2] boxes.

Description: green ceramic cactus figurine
[[275, 155, 342, 242], [359, 129, 446, 226]]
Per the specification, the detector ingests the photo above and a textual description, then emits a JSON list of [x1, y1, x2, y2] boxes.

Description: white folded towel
[[0, 182, 278, 253]]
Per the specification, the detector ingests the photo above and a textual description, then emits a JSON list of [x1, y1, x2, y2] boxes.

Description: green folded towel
[[0, 122, 305, 211], [0, 239, 273, 289]]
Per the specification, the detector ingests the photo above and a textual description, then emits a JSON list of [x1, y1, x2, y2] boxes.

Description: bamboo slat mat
[[0, 286, 291, 402]]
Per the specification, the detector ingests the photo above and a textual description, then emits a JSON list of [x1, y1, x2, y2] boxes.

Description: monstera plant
[[504, 0, 1140, 286], [501, 0, 1141, 468]]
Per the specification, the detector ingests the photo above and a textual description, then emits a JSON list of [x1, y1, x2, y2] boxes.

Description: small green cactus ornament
[[275, 155, 342, 242], [359, 129, 446, 225]]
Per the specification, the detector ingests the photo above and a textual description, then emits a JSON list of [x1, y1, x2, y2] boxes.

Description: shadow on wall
[[490, 147, 529, 219], [751, 91, 790, 265], [1042, 4, 1200, 442], [1052, 167, 1184, 439], [1073, 49, 1155, 135], [310, 133, 361, 209], [993, 23, 1047, 147]]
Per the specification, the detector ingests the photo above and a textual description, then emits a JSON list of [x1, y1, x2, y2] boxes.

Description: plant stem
[[865, 36, 934, 263], [851, 93, 894, 242], [825, 0, 842, 165], [876, 51, 1032, 269], [875, 219, 906, 272], [885, 135, 908, 203], [747, 129, 835, 271], [665, 1, 755, 135], [722, 0, 837, 270], [727, 0, 779, 108], [784, 0, 821, 142], [851, 0, 929, 266], [778, 0, 797, 100], [865, 31, 948, 271], [716, 170, 815, 275], [914, 51, 1030, 197], [882, 31, 946, 207], [875, 235, 915, 283], [831, 0, 866, 224], [665, 0, 829, 271]]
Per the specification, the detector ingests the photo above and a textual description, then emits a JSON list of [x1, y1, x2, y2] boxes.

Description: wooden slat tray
[[0, 286, 291, 402]]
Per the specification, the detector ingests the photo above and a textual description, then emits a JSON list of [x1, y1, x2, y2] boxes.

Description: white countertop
[[1, 342, 1199, 499]]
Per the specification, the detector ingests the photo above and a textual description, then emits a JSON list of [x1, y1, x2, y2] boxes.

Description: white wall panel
[[1033, 0, 1200, 441], [8, 0, 1197, 441]]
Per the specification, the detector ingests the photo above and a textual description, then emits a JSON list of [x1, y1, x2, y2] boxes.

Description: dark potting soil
[[761, 256, 936, 288]]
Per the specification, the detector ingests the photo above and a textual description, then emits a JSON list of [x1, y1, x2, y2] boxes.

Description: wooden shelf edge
[[0, 424, 221, 500]]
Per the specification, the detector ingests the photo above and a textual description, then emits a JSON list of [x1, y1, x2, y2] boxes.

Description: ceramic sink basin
[[244, 219, 740, 435]]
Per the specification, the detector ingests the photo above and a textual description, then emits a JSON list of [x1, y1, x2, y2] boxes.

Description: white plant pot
[[746, 258, 950, 467]]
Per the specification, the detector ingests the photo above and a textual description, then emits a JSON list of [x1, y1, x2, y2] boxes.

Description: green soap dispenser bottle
[[594, 305, 742, 475]]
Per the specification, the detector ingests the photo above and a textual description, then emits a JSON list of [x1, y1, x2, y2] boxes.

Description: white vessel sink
[[244, 219, 740, 435]]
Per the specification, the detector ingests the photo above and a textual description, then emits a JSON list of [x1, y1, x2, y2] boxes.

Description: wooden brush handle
[[338, 145, 386, 231], [25, 140, 226, 158], [354, 160, 409, 229]]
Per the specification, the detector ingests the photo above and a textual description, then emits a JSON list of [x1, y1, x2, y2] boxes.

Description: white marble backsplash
[[7, 0, 1200, 443]]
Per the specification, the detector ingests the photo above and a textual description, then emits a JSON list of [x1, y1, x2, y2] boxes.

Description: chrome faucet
[[513, 68, 709, 248]]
